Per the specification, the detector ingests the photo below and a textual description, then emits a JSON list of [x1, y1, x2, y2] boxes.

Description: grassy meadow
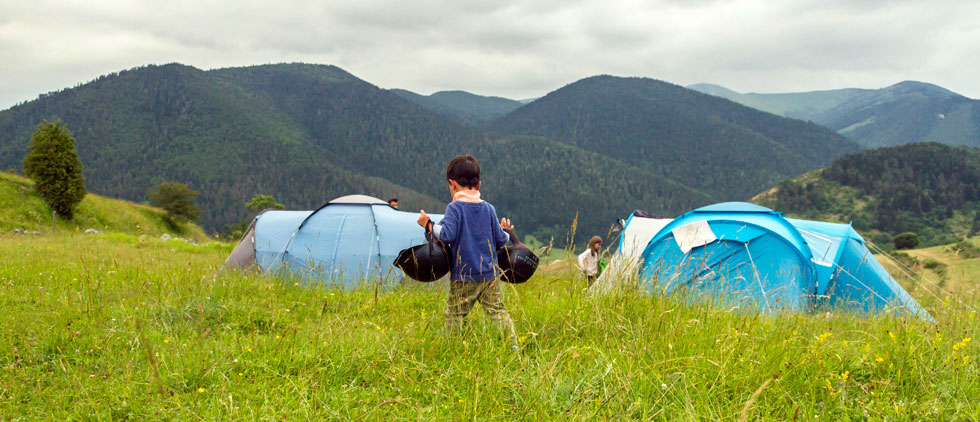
[[0, 172, 208, 241], [0, 231, 978, 420]]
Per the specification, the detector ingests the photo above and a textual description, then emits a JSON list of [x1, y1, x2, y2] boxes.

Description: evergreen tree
[[22, 120, 86, 219], [149, 181, 201, 223], [246, 194, 285, 213]]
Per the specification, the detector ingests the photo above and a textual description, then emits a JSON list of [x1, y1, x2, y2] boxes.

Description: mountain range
[[688, 82, 980, 149], [0, 63, 865, 242]]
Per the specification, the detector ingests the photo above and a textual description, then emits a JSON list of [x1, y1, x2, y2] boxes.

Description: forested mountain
[[754, 142, 980, 246], [0, 63, 709, 241], [689, 81, 980, 149], [492, 76, 860, 199], [390, 89, 522, 126]]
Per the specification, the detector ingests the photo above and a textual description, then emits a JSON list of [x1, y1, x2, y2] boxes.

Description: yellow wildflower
[[876, 356, 884, 363], [953, 337, 971, 351], [198, 387, 205, 393], [888, 331, 896, 341]]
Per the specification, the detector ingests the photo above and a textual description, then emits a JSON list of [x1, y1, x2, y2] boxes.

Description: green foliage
[[0, 234, 977, 419], [971, 211, 980, 237], [757, 143, 980, 246], [149, 181, 201, 223], [894, 232, 920, 250], [922, 258, 944, 270], [245, 194, 285, 213], [946, 240, 980, 259], [22, 120, 86, 219]]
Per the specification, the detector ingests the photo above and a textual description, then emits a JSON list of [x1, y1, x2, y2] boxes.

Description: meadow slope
[[0, 171, 208, 241], [0, 234, 977, 420]]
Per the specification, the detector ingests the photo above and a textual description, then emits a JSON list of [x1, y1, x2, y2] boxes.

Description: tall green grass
[[0, 233, 977, 420]]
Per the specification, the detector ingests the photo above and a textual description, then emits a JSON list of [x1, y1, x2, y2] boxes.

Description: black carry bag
[[394, 222, 450, 282], [497, 228, 539, 284]]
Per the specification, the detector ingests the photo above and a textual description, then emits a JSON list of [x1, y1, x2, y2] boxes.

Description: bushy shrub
[[893, 232, 920, 250], [22, 121, 86, 219]]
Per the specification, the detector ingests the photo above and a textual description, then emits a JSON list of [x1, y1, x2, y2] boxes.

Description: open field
[[1, 233, 978, 420]]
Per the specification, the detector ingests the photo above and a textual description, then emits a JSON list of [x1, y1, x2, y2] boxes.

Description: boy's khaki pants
[[445, 279, 516, 339]]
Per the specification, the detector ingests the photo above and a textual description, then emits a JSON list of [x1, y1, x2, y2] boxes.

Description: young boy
[[578, 235, 603, 287], [417, 155, 516, 338]]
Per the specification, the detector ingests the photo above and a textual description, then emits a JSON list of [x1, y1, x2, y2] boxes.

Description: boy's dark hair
[[387, 198, 398, 203], [446, 155, 480, 188]]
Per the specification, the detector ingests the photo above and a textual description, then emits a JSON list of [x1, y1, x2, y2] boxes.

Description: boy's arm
[[435, 205, 458, 243], [490, 205, 510, 249]]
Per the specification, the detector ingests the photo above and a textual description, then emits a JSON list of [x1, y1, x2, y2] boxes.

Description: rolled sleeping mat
[[394, 223, 450, 282], [497, 228, 539, 284]]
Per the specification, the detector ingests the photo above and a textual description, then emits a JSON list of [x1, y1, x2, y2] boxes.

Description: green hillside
[[390, 89, 522, 126], [0, 171, 209, 240], [754, 142, 980, 246], [0, 63, 709, 243], [690, 81, 980, 149], [493, 75, 860, 199]]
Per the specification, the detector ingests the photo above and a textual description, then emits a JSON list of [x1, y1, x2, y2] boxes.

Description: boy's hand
[[417, 210, 431, 228], [500, 217, 514, 231]]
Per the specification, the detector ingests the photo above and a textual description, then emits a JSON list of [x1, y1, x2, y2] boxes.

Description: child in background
[[417, 155, 516, 340], [578, 236, 603, 287]]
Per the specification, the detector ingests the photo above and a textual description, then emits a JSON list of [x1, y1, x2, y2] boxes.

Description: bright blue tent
[[222, 195, 441, 285], [638, 202, 931, 319]]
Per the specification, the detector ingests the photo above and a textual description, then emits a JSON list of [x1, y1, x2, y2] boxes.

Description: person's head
[[387, 198, 398, 209], [446, 155, 481, 193], [588, 236, 603, 253]]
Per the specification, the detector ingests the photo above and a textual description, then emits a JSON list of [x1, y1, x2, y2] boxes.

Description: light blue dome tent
[[221, 195, 441, 285], [638, 202, 931, 319]]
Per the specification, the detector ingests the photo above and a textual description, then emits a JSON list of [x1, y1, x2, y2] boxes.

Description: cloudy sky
[[1, 0, 978, 109]]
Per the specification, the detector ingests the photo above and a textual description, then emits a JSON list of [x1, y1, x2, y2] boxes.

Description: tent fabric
[[641, 214, 816, 312], [221, 226, 257, 271], [227, 195, 443, 285], [591, 212, 673, 292], [671, 221, 717, 254], [638, 202, 931, 319], [786, 218, 930, 319]]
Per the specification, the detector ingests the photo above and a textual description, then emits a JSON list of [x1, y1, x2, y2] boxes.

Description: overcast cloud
[[1, 0, 978, 109]]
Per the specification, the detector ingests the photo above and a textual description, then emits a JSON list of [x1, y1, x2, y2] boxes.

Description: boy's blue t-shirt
[[436, 200, 509, 282]]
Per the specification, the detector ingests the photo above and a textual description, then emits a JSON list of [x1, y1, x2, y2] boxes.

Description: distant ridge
[[390, 89, 522, 126], [689, 81, 980, 148]]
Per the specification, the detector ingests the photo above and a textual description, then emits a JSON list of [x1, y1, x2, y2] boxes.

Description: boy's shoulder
[[446, 200, 498, 217]]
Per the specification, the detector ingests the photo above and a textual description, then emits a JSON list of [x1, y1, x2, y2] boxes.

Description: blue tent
[[638, 202, 931, 319], [222, 195, 441, 285]]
